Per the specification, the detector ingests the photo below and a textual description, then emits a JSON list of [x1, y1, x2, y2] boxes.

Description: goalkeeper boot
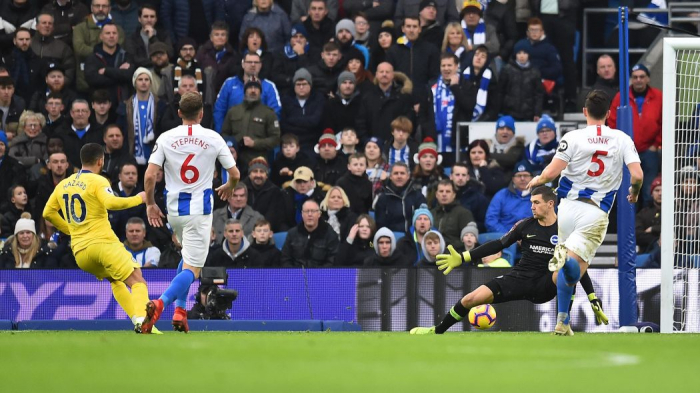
[[172, 307, 189, 333], [553, 321, 575, 336], [549, 244, 569, 272], [141, 299, 164, 334], [409, 326, 436, 335]]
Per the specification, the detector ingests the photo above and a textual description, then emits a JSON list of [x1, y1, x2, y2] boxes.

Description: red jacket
[[608, 87, 663, 152]]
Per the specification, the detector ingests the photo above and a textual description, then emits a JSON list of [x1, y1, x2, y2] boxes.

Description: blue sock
[[556, 257, 581, 325], [176, 259, 183, 274], [160, 269, 195, 308], [173, 260, 187, 308]]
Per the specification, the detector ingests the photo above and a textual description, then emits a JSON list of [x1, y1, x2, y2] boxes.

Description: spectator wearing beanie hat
[[334, 18, 370, 69], [488, 115, 525, 173], [122, 67, 160, 166], [272, 23, 314, 95], [321, 71, 363, 137], [312, 129, 348, 186], [485, 160, 535, 233], [456, 221, 480, 254], [417, 0, 446, 50], [525, 114, 558, 172], [396, 202, 436, 265], [412, 137, 445, 205], [370, 21, 396, 72], [498, 40, 544, 122], [281, 67, 325, 154], [636, 175, 662, 253], [394, 0, 459, 27], [0, 212, 57, 268], [345, 51, 374, 95]]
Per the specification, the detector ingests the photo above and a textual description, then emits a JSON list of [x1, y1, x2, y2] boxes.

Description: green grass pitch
[[2, 331, 700, 392]]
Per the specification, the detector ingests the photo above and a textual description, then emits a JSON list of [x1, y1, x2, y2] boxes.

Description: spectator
[[89, 89, 115, 135], [157, 74, 214, 134], [591, 54, 618, 102], [321, 71, 362, 137], [450, 162, 488, 231], [351, 13, 372, 50], [213, 183, 265, 243], [281, 199, 339, 267], [320, 185, 357, 239], [242, 156, 288, 232], [193, 20, 237, 94], [270, 133, 315, 187], [383, 115, 419, 169], [221, 79, 281, 166], [214, 52, 282, 131], [498, 41, 544, 121], [272, 23, 313, 96], [307, 41, 345, 98], [0, 76, 25, 136], [418, 0, 445, 50], [312, 129, 347, 186], [33, 151, 69, 237], [487, 115, 525, 173], [465, 139, 507, 199], [441, 22, 470, 70], [40, 0, 89, 46], [222, 0, 252, 49], [395, 0, 457, 27], [411, 137, 444, 204], [239, 0, 292, 53], [461, 44, 499, 121], [73, 0, 126, 93], [42, 93, 66, 136], [0, 132, 25, 208], [160, 0, 223, 45], [1, 184, 28, 235], [282, 166, 326, 228], [207, 219, 261, 268], [121, 67, 159, 166], [345, 51, 374, 95], [459, 0, 499, 57], [0, 213, 57, 269], [29, 63, 77, 120], [123, 217, 161, 267], [146, 42, 172, 96], [294, 0, 338, 23], [455, 221, 479, 254], [338, 127, 359, 156], [125, 4, 174, 69], [336, 214, 376, 266], [9, 111, 48, 167], [337, 152, 373, 214], [524, 114, 558, 173], [418, 229, 446, 266], [484, 0, 518, 70], [249, 219, 282, 267], [431, 179, 474, 246], [334, 18, 370, 69], [386, 16, 440, 97], [0, 0, 36, 54], [302, 0, 335, 58], [109, 161, 147, 241], [478, 250, 511, 267], [281, 68, 325, 153], [357, 62, 415, 141], [54, 100, 102, 168], [364, 136, 390, 199], [364, 227, 411, 266], [102, 124, 129, 180], [170, 38, 206, 99], [636, 176, 661, 253], [396, 203, 434, 265], [370, 21, 395, 72], [111, 0, 140, 36], [430, 52, 473, 156], [374, 161, 426, 233], [485, 160, 533, 233], [84, 23, 136, 110], [240, 27, 274, 82], [513, 18, 561, 86], [608, 64, 662, 207], [6, 28, 43, 104]]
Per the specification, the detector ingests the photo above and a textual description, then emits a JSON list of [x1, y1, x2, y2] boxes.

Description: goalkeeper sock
[[557, 257, 580, 325], [160, 269, 195, 308], [579, 271, 595, 295], [435, 300, 469, 334], [130, 282, 149, 318], [111, 281, 134, 318]]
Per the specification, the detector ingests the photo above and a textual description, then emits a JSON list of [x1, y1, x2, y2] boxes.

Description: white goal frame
[[661, 37, 700, 333]]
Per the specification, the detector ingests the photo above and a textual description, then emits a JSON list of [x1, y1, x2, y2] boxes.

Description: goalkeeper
[[410, 186, 608, 335]]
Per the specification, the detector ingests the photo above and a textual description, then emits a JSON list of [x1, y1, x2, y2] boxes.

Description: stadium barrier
[[14, 320, 361, 332]]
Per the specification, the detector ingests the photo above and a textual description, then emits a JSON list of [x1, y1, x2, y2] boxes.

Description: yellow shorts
[[75, 242, 140, 281]]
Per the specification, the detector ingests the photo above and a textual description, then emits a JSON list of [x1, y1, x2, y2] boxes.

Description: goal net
[[661, 38, 700, 332]]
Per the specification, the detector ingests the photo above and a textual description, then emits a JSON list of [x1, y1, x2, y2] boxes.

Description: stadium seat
[[443, 167, 452, 176], [478, 232, 516, 266], [273, 232, 287, 251], [393, 231, 405, 240]]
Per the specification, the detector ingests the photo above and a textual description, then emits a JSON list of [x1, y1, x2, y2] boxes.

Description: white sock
[[132, 316, 145, 325]]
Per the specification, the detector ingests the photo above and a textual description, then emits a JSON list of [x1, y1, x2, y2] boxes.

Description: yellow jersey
[[43, 170, 142, 254]]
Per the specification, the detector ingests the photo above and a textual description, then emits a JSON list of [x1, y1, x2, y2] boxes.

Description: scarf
[[432, 76, 455, 152], [174, 59, 203, 94], [93, 14, 113, 28], [525, 138, 558, 166], [396, 35, 413, 49], [461, 19, 486, 47], [283, 42, 310, 59], [132, 93, 155, 165], [215, 47, 227, 63], [327, 210, 341, 235], [516, 60, 530, 69], [492, 137, 516, 154], [463, 66, 491, 120], [446, 46, 465, 58]]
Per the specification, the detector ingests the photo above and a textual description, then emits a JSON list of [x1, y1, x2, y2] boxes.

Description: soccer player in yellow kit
[[43, 143, 158, 334]]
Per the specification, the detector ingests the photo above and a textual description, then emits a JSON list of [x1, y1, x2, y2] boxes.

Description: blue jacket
[[213, 76, 282, 132], [485, 184, 532, 233], [160, 0, 223, 43], [239, 5, 292, 53], [514, 37, 562, 82]]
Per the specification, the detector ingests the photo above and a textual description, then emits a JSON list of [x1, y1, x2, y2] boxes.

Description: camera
[[196, 267, 238, 320]]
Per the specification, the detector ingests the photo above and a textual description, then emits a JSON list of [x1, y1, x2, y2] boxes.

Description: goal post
[[661, 37, 700, 333]]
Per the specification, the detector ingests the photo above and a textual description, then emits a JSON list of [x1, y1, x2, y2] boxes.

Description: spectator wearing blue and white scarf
[[125, 67, 158, 166], [462, 45, 497, 121], [459, 0, 500, 56], [524, 114, 558, 172], [430, 53, 471, 153]]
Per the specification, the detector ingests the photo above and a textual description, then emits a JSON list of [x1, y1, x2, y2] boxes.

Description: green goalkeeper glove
[[588, 293, 609, 325], [436, 245, 471, 275]]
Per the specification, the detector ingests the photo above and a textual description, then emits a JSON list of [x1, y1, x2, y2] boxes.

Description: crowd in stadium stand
[[0, 0, 682, 269]]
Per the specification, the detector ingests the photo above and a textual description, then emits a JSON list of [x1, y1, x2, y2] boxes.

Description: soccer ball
[[468, 304, 497, 330]]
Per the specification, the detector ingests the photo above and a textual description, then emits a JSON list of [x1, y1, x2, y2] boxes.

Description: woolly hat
[[631, 63, 650, 76], [176, 37, 197, 53], [413, 137, 442, 165], [149, 42, 170, 57], [14, 214, 36, 235], [336, 18, 356, 39], [223, 136, 237, 150], [364, 136, 383, 149], [346, 50, 367, 67], [248, 156, 269, 173], [419, 0, 438, 12], [412, 203, 434, 226], [315, 128, 340, 153], [496, 115, 515, 133], [461, 0, 483, 17], [460, 222, 479, 240], [291, 23, 308, 38], [513, 40, 531, 56], [43, 62, 65, 77], [377, 21, 396, 41], [132, 67, 153, 87], [513, 160, 534, 176], [0, 131, 7, 146], [536, 114, 556, 133], [244, 78, 262, 91], [293, 68, 313, 86], [650, 175, 661, 195], [293, 166, 314, 182], [337, 70, 356, 85]]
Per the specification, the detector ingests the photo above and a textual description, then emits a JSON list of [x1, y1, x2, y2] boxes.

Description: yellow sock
[[130, 282, 150, 318], [111, 281, 134, 318]]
